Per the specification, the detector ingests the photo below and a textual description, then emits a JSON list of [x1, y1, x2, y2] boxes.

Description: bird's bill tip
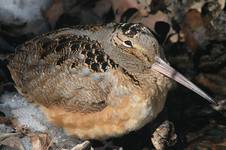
[[151, 56, 218, 105]]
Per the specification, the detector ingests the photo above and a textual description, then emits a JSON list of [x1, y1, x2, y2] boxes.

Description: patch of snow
[[0, 124, 14, 133], [0, 0, 51, 24], [0, 92, 48, 132], [0, 0, 52, 34], [0, 92, 79, 146], [20, 136, 32, 150]]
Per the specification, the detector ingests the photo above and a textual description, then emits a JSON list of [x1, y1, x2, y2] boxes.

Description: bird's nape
[[151, 56, 218, 105]]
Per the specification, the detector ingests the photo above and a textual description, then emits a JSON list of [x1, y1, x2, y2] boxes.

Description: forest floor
[[0, 0, 226, 149]]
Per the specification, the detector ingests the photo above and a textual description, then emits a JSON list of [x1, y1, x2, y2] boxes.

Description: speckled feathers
[[7, 23, 171, 139]]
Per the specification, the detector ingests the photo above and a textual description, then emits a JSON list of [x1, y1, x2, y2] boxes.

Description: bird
[[7, 23, 217, 140]]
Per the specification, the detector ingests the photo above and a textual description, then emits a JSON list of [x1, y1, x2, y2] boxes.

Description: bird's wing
[[8, 30, 116, 113]]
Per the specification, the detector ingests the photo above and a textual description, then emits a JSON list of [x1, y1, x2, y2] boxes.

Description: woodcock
[[7, 23, 217, 140]]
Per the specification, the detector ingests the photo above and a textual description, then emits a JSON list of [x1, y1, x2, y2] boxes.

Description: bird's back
[[8, 26, 121, 112]]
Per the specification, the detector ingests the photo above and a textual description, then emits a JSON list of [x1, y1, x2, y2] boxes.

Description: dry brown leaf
[[93, 0, 112, 17], [29, 133, 52, 150], [218, 0, 225, 9], [44, 0, 64, 28], [191, 0, 225, 12], [130, 10, 170, 31], [181, 9, 205, 51], [60, 141, 90, 150], [70, 141, 90, 150], [196, 73, 226, 96], [0, 116, 11, 125], [0, 135, 25, 150], [183, 9, 204, 29], [216, 140, 226, 147], [0, 133, 20, 141]]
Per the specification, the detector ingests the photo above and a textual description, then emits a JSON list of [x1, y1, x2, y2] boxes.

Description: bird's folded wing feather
[[8, 31, 113, 113]]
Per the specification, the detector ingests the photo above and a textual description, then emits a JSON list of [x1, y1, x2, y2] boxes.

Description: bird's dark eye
[[123, 40, 133, 47]]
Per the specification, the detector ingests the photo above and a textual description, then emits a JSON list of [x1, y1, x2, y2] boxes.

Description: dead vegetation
[[0, 0, 226, 149]]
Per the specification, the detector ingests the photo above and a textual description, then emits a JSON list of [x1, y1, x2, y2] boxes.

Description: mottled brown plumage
[[8, 23, 171, 139], [8, 23, 215, 140]]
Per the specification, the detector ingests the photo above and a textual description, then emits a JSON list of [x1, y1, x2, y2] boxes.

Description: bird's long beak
[[151, 56, 218, 105]]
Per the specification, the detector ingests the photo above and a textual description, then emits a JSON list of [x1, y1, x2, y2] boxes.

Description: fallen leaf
[[60, 141, 90, 150], [131, 11, 170, 30], [196, 73, 226, 96], [0, 135, 25, 150], [70, 141, 90, 150], [181, 9, 206, 52], [218, 0, 225, 9], [0, 116, 11, 125], [111, 0, 150, 22], [29, 133, 51, 150], [92, 0, 112, 18], [44, 0, 64, 28]]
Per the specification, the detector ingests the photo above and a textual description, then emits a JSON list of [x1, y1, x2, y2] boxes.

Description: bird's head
[[110, 23, 217, 105]]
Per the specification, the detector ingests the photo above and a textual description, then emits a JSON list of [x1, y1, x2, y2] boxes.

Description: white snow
[[0, 92, 79, 145], [0, 92, 48, 132], [0, 0, 52, 34], [0, 91, 81, 149], [0, 0, 51, 23]]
